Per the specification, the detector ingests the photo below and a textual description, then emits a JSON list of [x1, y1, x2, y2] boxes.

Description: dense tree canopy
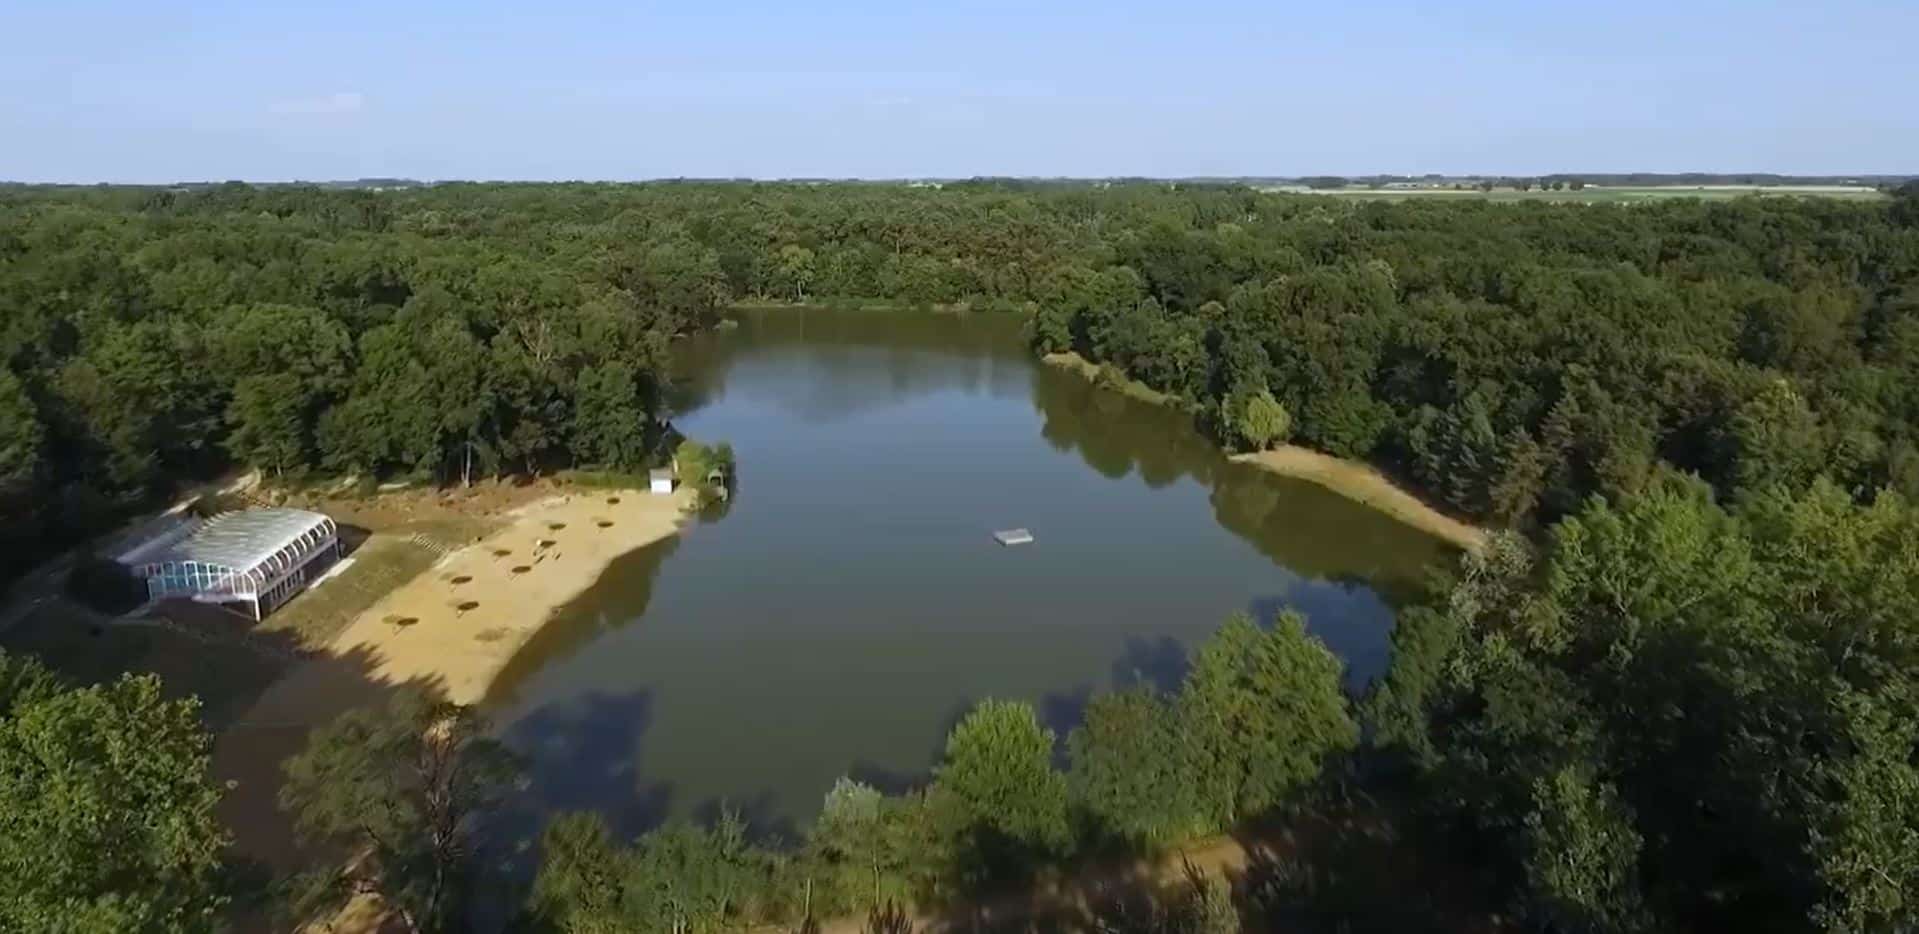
[[6, 182, 1914, 581], [0, 653, 229, 933], [1372, 478, 1919, 931]]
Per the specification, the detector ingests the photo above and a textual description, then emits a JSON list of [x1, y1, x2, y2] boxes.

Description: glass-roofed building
[[120, 508, 341, 620]]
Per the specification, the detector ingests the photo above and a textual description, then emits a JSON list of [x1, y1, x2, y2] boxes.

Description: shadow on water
[[1110, 635, 1192, 693], [1040, 683, 1095, 763], [482, 533, 682, 708], [1249, 580, 1396, 693], [477, 689, 671, 928]]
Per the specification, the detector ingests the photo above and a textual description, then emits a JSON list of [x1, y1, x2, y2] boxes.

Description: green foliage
[[0, 670, 229, 932], [1381, 479, 1919, 929], [569, 362, 651, 469], [1520, 766, 1650, 933], [280, 691, 520, 933], [934, 699, 1071, 862], [6, 180, 1917, 581], [1727, 377, 1824, 495], [1178, 612, 1358, 826], [1067, 688, 1203, 844], [673, 438, 737, 496], [1233, 389, 1292, 451], [0, 369, 43, 506], [531, 811, 769, 933], [0, 647, 61, 713]]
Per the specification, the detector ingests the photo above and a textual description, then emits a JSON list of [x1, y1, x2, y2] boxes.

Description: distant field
[[1266, 184, 1890, 203]]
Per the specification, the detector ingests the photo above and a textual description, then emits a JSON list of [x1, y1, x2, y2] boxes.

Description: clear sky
[[4, 0, 1915, 182]]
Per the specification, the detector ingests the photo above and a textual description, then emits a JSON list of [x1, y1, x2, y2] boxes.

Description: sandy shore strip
[[1041, 350, 1485, 551], [1233, 447, 1486, 551], [326, 485, 698, 706]]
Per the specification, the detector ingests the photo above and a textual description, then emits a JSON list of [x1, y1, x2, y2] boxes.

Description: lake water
[[488, 308, 1453, 839]]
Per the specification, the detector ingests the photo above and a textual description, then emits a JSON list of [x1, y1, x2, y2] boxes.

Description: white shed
[[649, 468, 676, 495]]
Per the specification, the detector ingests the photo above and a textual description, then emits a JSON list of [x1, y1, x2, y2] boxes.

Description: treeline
[[1366, 476, 1919, 932], [9, 181, 1918, 577], [1034, 183, 1919, 528]]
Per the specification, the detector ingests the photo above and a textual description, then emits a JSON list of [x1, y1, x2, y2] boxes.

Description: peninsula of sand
[[268, 485, 698, 713]]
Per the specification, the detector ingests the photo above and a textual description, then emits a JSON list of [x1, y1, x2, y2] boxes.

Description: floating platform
[[993, 528, 1034, 546]]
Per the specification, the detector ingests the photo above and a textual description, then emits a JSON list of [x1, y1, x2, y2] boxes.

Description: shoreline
[[211, 487, 698, 876], [1041, 350, 1186, 408], [304, 485, 698, 708], [1230, 449, 1486, 552], [1043, 350, 1485, 551]]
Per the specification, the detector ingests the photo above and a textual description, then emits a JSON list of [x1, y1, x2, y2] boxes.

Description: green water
[[490, 308, 1453, 838]]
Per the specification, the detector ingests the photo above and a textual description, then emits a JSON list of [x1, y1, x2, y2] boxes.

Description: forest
[[3, 181, 1919, 931]]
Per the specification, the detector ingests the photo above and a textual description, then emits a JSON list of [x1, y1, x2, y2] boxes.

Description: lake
[[488, 307, 1454, 840]]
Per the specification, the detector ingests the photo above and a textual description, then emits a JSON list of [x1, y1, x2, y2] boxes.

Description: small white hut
[[649, 468, 676, 495]]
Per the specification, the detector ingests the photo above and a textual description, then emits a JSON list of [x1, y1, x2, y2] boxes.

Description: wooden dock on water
[[993, 528, 1034, 546]]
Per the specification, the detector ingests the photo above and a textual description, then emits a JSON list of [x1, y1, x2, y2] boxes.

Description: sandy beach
[[213, 486, 697, 875], [1233, 447, 1486, 551], [336, 485, 698, 704]]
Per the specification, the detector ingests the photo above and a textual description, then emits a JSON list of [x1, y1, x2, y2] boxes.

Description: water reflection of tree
[[668, 309, 1030, 421], [1029, 361, 1449, 606], [1209, 463, 1447, 605], [1029, 366, 1217, 486]]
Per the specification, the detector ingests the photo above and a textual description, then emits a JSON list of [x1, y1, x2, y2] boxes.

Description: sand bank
[[323, 485, 698, 706], [1233, 447, 1485, 551]]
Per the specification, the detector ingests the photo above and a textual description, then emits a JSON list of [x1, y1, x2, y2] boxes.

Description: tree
[[531, 811, 765, 933], [934, 700, 1071, 864], [0, 649, 60, 713], [1179, 612, 1357, 826], [280, 691, 521, 933], [777, 245, 817, 303], [0, 671, 229, 932], [569, 363, 650, 469], [1067, 688, 1202, 844], [1726, 378, 1824, 496], [1520, 766, 1650, 934], [1234, 389, 1292, 451], [812, 778, 905, 910], [217, 304, 352, 476], [0, 369, 43, 505], [528, 813, 627, 934]]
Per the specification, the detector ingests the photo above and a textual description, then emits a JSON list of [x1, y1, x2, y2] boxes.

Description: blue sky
[[4, 0, 1915, 182]]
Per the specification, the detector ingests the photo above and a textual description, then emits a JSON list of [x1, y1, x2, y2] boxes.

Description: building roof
[[149, 508, 336, 576]]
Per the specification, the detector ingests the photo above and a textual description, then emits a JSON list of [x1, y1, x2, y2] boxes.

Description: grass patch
[[555, 468, 654, 490], [260, 517, 497, 649], [0, 603, 287, 731]]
